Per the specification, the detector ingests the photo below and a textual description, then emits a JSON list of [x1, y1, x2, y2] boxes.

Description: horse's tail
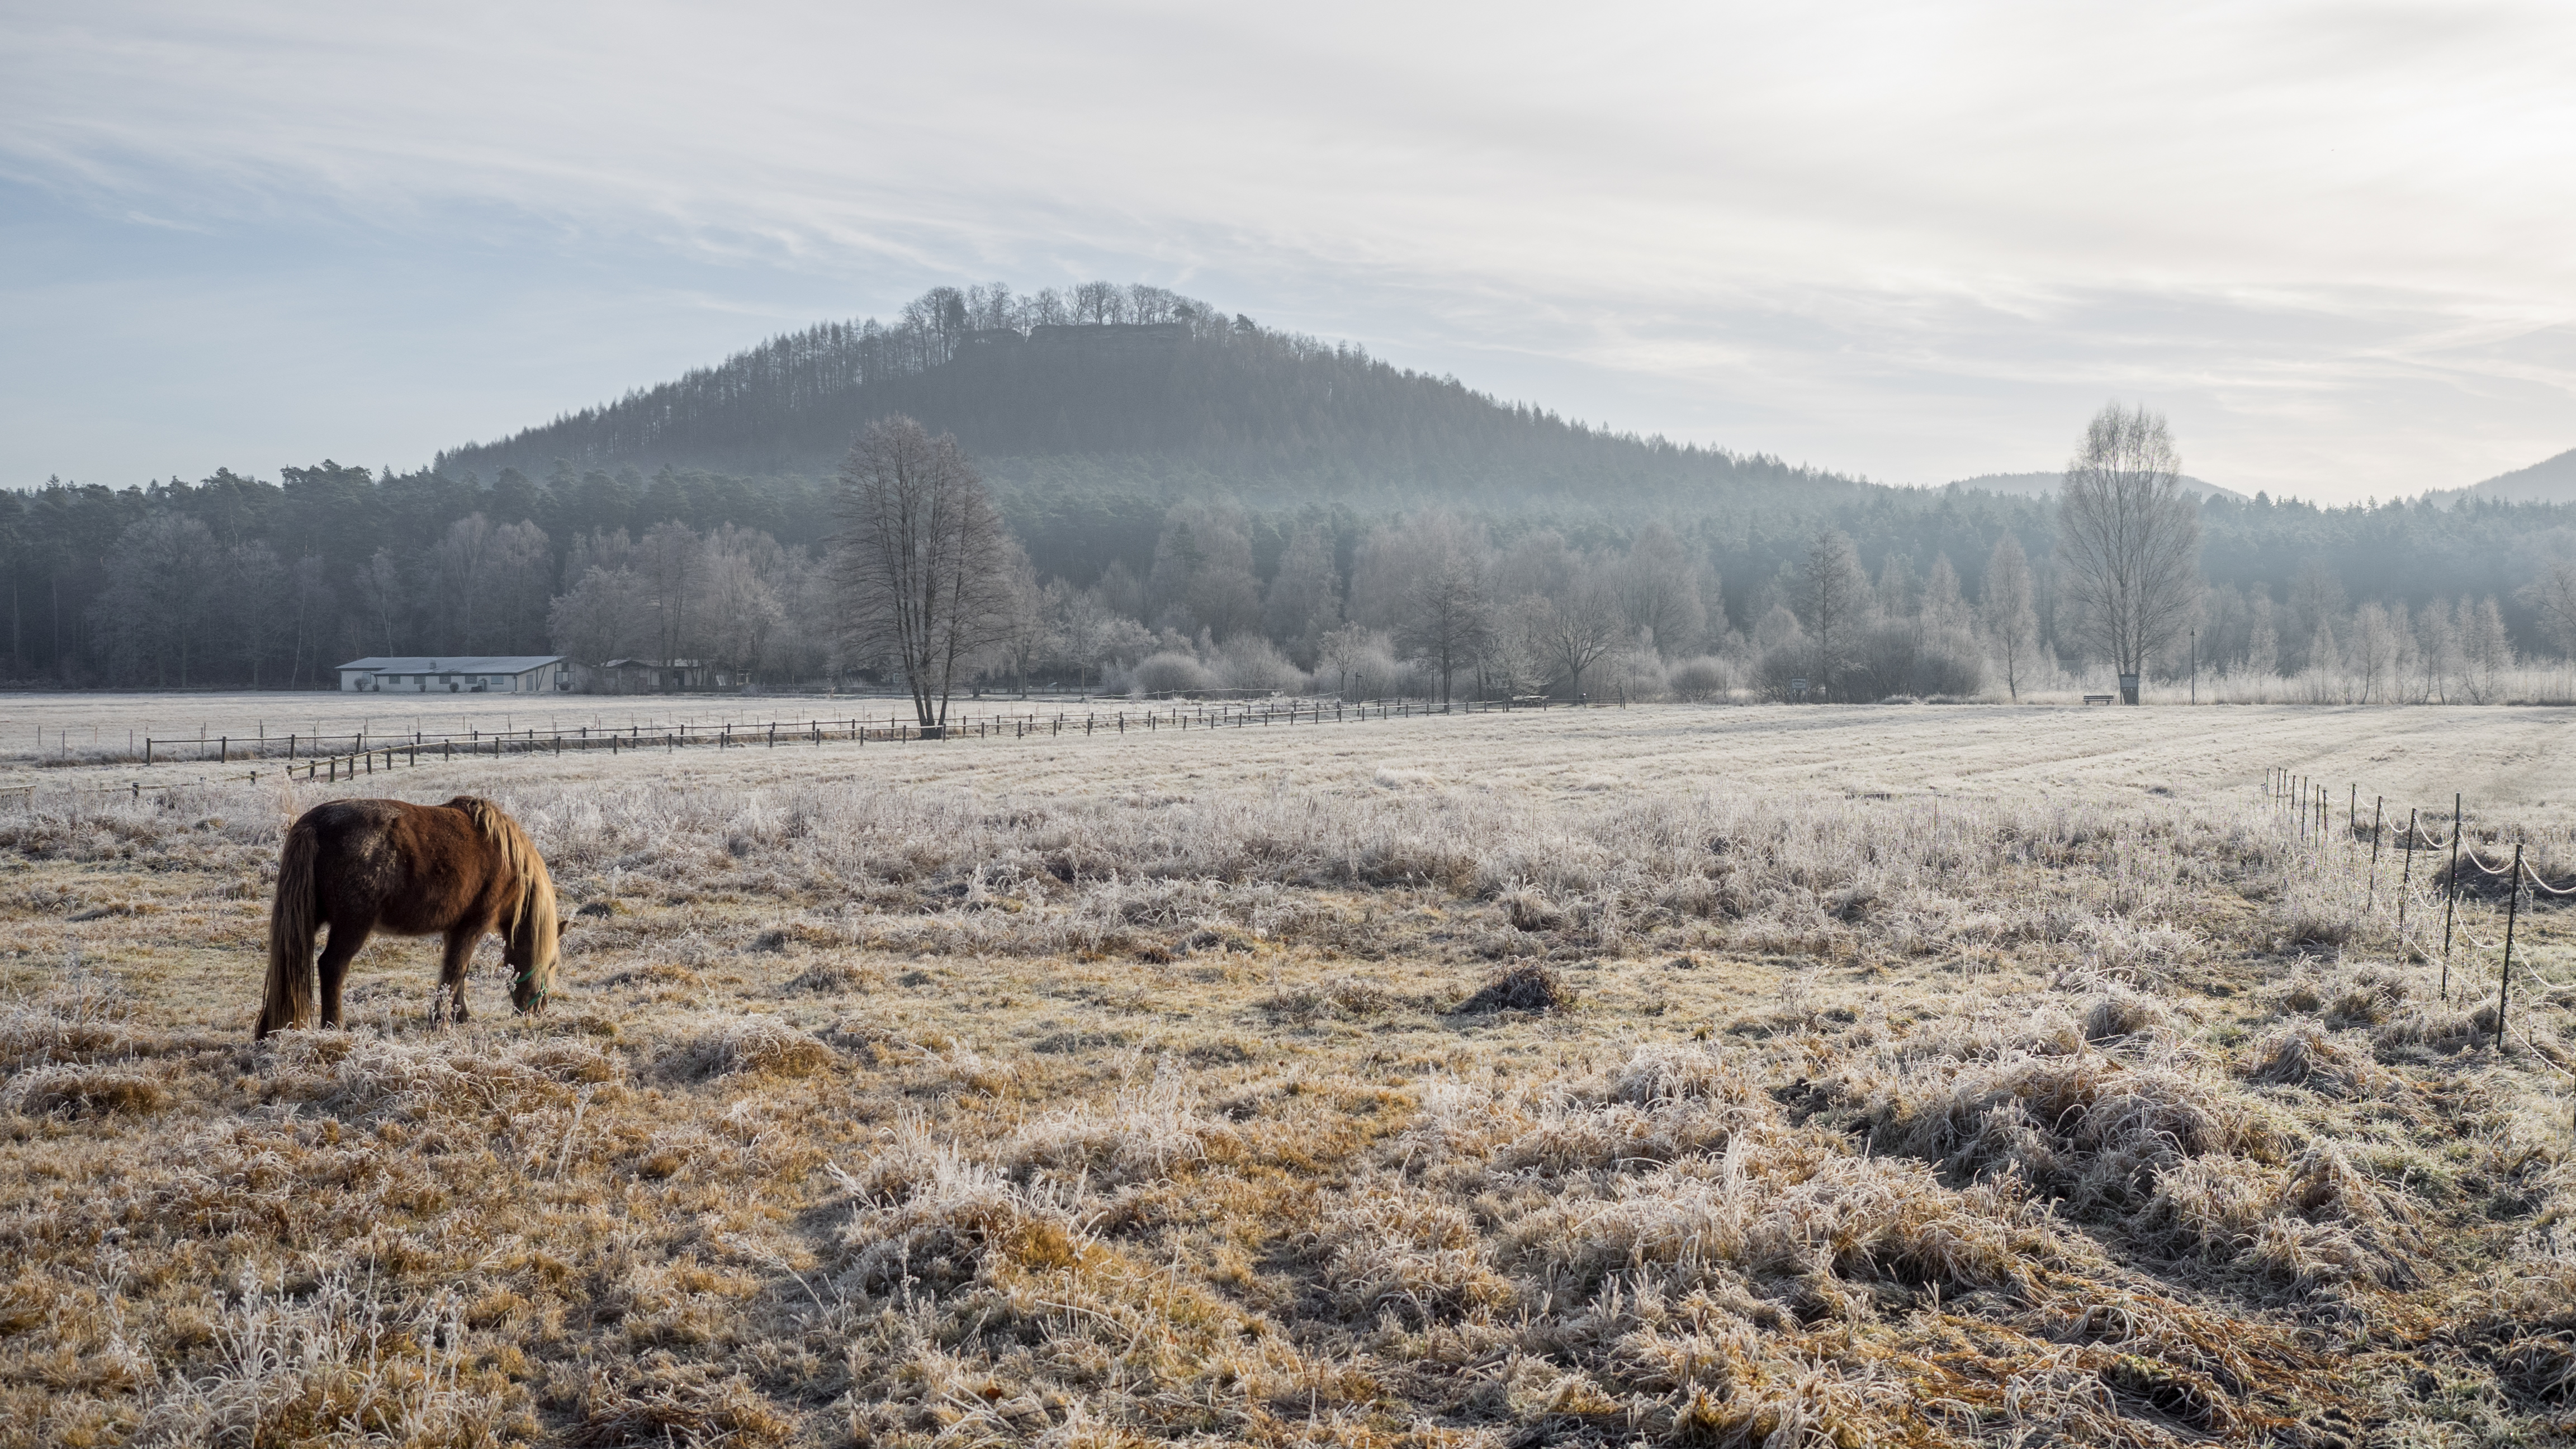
[[257, 817, 321, 1039]]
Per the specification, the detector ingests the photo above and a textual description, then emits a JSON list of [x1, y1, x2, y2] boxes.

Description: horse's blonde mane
[[454, 797, 558, 974]]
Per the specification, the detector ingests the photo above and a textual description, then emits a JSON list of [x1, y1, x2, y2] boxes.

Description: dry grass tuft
[[2082, 983, 2174, 1041], [567, 1375, 794, 1448], [2244, 1022, 2390, 1098], [1456, 963, 1571, 1013], [680, 1017, 835, 1079], [135, 1272, 518, 1448], [1879, 1049, 2279, 1217], [1498, 883, 1565, 932], [2, 1063, 168, 1116]]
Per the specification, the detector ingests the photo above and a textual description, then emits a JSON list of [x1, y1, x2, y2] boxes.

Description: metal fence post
[[2497, 842, 2523, 1052], [2442, 793, 2461, 998]]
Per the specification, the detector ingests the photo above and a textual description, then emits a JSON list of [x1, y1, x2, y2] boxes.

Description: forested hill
[[437, 285, 1862, 506]]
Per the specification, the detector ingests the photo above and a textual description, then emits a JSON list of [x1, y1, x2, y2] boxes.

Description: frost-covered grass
[[0, 717, 2572, 1445]]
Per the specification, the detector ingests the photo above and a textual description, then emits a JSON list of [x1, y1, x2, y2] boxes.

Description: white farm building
[[336, 656, 571, 693]]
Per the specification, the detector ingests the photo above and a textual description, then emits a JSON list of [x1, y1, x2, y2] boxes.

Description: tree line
[[21, 453, 2576, 696], [825, 406, 2576, 714]]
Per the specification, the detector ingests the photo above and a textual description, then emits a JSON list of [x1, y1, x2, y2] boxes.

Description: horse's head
[[499, 823, 563, 1014]]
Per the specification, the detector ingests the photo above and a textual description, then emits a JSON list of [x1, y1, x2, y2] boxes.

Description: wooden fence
[[13, 694, 1604, 801]]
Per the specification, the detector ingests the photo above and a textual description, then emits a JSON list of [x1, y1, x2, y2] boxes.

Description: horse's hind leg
[[315, 917, 372, 1029], [436, 929, 478, 1025]]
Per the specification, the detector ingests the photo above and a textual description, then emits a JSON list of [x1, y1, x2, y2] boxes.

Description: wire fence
[[0, 693, 1603, 804], [2265, 766, 2575, 1077]]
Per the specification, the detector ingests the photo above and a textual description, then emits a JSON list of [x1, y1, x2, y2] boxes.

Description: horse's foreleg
[[437, 930, 479, 1026], [315, 919, 372, 1029]]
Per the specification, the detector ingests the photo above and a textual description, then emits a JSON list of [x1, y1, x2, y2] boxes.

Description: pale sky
[[7, 1, 2576, 502]]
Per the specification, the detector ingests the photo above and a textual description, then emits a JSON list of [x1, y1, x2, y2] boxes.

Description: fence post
[[219, 736, 227, 764], [2366, 796, 2384, 911], [2442, 793, 2462, 998], [2398, 807, 2418, 948], [2497, 842, 2523, 1052]]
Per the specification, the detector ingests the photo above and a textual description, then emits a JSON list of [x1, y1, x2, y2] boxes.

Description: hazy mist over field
[[9, 2, 2576, 500]]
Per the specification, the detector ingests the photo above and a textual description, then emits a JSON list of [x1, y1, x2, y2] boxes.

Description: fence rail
[[125, 693, 1590, 768], [5, 694, 1609, 803]]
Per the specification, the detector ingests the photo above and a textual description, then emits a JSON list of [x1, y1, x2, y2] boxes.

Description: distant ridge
[[2451, 447, 2576, 504], [1943, 471, 2247, 502]]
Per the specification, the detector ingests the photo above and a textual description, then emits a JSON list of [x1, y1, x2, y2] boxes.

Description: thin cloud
[[4, 1, 2575, 495]]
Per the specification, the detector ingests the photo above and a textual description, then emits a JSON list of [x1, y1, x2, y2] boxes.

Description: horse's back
[[296, 798, 491, 934]]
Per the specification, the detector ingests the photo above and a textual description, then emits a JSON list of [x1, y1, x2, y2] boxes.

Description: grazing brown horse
[[257, 796, 562, 1038]]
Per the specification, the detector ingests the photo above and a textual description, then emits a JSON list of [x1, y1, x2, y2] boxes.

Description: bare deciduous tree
[[286, 555, 332, 688], [2057, 403, 2201, 702], [1316, 622, 1369, 697], [985, 547, 1051, 697], [433, 514, 496, 652], [91, 514, 220, 686], [1053, 584, 1134, 694], [1921, 553, 1971, 639], [2520, 547, 2576, 659], [1618, 523, 1706, 656], [639, 521, 702, 667], [1398, 555, 1491, 703], [1794, 529, 1872, 693], [354, 548, 404, 656], [2246, 597, 2280, 679], [1147, 501, 1260, 639], [1526, 562, 1625, 700], [835, 415, 1017, 729], [2461, 595, 2512, 703], [2412, 598, 2450, 702], [700, 549, 784, 679], [547, 566, 650, 665], [1980, 534, 2042, 702], [1262, 525, 1342, 664], [489, 520, 553, 652], [221, 539, 288, 686]]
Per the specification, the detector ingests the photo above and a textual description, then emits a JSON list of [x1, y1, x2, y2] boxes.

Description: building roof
[[599, 658, 707, 669], [337, 656, 566, 673]]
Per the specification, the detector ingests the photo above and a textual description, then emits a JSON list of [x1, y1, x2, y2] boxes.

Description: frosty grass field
[[2, 698, 2573, 1447]]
